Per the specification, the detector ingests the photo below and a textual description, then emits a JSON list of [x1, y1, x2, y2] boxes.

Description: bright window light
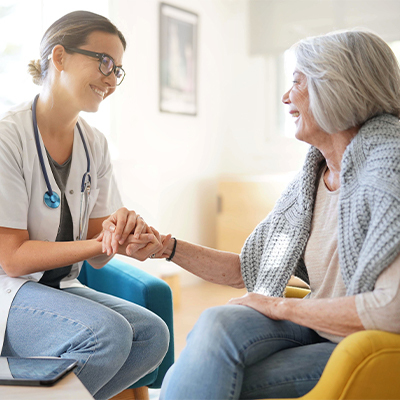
[[0, 0, 113, 154]]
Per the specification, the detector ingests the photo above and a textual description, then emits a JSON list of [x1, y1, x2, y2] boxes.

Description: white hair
[[291, 29, 400, 133]]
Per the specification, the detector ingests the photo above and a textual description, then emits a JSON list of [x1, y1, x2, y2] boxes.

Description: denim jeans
[[2, 281, 169, 400], [160, 305, 336, 400]]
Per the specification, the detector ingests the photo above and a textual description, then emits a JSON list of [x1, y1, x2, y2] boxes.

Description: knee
[[191, 305, 238, 339], [92, 309, 134, 360], [145, 314, 170, 361]]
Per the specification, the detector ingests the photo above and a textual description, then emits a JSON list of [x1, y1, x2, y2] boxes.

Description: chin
[[294, 129, 311, 144]]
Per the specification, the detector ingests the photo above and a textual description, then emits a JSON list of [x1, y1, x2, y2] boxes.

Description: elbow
[[230, 276, 246, 289], [1, 262, 22, 278]]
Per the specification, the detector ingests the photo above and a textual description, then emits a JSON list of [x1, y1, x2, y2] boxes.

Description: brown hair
[[28, 10, 126, 85]]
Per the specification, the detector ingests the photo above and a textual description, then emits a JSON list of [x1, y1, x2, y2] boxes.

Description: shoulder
[[77, 116, 108, 144], [360, 113, 400, 154], [0, 100, 33, 127], [342, 114, 400, 194], [0, 100, 34, 154], [77, 116, 112, 169]]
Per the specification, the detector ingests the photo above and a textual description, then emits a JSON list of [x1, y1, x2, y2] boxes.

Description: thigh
[[2, 281, 131, 357], [63, 286, 168, 341], [189, 305, 325, 366], [240, 341, 337, 399], [160, 306, 327, 400]]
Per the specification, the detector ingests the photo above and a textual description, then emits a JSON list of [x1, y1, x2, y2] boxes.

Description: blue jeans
[[2, 281, 169, 400], [160, 305, 336, 400]]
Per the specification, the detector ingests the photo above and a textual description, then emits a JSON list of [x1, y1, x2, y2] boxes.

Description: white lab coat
[[0, 99, 123, 354]]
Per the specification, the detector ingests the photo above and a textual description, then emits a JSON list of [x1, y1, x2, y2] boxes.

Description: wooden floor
[[173, 280, 247, 358]]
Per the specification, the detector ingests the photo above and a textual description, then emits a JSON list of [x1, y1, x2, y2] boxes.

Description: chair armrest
[[267, 330, 400, 400], [284, 286, 310, 299], [79, 259, 174, 388]]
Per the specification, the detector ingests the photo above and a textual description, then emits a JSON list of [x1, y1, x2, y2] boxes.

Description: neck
[[35, 85, 79, 139], [313, 127, 359, 191]]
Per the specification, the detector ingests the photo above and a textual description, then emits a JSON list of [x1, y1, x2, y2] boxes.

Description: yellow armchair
[[271, 286, 400, 399]]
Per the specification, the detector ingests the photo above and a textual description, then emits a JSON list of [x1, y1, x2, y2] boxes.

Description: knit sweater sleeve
[[240, 172, 306, 294], [240, 215, 272, 292]]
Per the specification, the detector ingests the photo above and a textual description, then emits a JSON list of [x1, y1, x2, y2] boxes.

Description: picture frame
[[159, 3, 198, 116]]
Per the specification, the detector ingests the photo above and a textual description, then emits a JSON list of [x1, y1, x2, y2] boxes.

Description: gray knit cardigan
[[240, 113, 400, 297]]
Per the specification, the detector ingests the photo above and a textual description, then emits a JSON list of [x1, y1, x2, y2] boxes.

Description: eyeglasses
[[64, 47, 125, 86]]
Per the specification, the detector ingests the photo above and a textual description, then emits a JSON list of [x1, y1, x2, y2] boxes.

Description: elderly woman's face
[[282, 70, 322, 143]]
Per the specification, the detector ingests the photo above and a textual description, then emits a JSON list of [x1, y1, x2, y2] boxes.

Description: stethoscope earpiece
[[44, 191, 61, 208]]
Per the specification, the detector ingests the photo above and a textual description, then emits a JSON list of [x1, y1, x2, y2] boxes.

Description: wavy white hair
[[291, 29, 400, 133]]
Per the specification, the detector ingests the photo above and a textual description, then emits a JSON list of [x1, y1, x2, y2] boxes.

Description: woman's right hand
[[98, 207, 152, 255]]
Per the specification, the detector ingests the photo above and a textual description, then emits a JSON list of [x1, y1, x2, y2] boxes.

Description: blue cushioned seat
[[78, 258, 174, 389]]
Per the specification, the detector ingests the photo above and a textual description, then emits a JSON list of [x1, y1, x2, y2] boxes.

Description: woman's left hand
[[121, 225, 165, 261], [98, 207, 149, 255], [228, 292, 285, 320]]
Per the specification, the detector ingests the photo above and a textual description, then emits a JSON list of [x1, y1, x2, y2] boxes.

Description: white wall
[[249, 0, 400, 55], [108, 0, 310, 284], [108, 0, 244, 284]]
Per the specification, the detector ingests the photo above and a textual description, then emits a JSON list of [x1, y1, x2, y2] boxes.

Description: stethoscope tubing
[[32, 94, 92, 240]]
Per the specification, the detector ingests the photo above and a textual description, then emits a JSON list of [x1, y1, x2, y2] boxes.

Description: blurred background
[[2, 0, 400, 357]]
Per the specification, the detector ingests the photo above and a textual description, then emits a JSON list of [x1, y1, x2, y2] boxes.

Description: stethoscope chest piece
[[44, 191, 61, 209]]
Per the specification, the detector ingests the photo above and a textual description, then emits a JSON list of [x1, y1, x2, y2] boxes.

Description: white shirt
[[0, 99, 123, 353]]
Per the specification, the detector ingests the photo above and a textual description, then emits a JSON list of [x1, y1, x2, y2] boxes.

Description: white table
[[0, 372, 93, 399]]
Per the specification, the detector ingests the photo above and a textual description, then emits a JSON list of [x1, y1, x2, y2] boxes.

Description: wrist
[[276, 298, 297, 321], [166, 237, 177, 262], [87, 238, 104, 257]]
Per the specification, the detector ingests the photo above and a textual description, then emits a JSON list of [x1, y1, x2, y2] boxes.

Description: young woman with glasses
[[0, 10, 169, 399]]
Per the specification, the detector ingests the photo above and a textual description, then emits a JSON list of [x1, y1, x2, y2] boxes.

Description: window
[[0, 0, 114, 153], [0, 0, 41, 114]]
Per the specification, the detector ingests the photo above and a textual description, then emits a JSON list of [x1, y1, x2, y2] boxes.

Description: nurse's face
[[60, 31, 125, 113], [281, 70, 324, 143]]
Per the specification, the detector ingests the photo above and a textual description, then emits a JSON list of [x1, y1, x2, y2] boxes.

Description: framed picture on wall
[[159, 3, 198, 116]]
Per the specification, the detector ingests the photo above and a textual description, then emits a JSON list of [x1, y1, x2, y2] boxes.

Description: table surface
[[0, 371, 93, 400]]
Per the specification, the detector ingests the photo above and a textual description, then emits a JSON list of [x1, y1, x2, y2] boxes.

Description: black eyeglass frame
[[64, 47, 125, 85]]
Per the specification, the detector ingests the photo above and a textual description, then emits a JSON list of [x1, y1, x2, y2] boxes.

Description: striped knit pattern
[[240, 113, 400, 297]]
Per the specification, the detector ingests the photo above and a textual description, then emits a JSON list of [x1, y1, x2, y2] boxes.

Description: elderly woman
[[103, 29, 400, 399]]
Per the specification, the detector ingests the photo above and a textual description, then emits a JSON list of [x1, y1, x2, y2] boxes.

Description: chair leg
[[110, 386, 149, 400]]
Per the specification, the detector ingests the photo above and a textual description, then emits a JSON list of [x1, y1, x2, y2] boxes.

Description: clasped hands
[[97, 207, 172, 261]]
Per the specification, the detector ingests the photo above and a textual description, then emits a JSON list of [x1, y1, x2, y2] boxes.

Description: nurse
[[0, 10, 169, 400]]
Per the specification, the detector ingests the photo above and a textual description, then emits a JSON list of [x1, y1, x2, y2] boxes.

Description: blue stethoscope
[[32, 94, 91, 240]]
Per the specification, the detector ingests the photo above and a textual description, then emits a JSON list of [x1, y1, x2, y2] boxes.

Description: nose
[[282, 88, 291, 105], [102, 71, 118, 89]]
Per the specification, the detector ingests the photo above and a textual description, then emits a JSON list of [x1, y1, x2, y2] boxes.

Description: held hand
[[149, 230, 173, 259], [98, 207, 147, 255], [122, 225, 164, 261], [228, 292, 285, 320]]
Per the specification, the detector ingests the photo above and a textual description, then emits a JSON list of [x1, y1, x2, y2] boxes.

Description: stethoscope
[[32, 94, 91, 240]]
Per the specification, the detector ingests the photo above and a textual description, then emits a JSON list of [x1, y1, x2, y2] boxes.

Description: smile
[[291, 111, 300, 118], [90, 85, 107, 99]]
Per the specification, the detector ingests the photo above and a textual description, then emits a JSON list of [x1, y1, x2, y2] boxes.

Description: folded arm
[[229, 253, 400, 337], [229, 292, 363, 337]]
